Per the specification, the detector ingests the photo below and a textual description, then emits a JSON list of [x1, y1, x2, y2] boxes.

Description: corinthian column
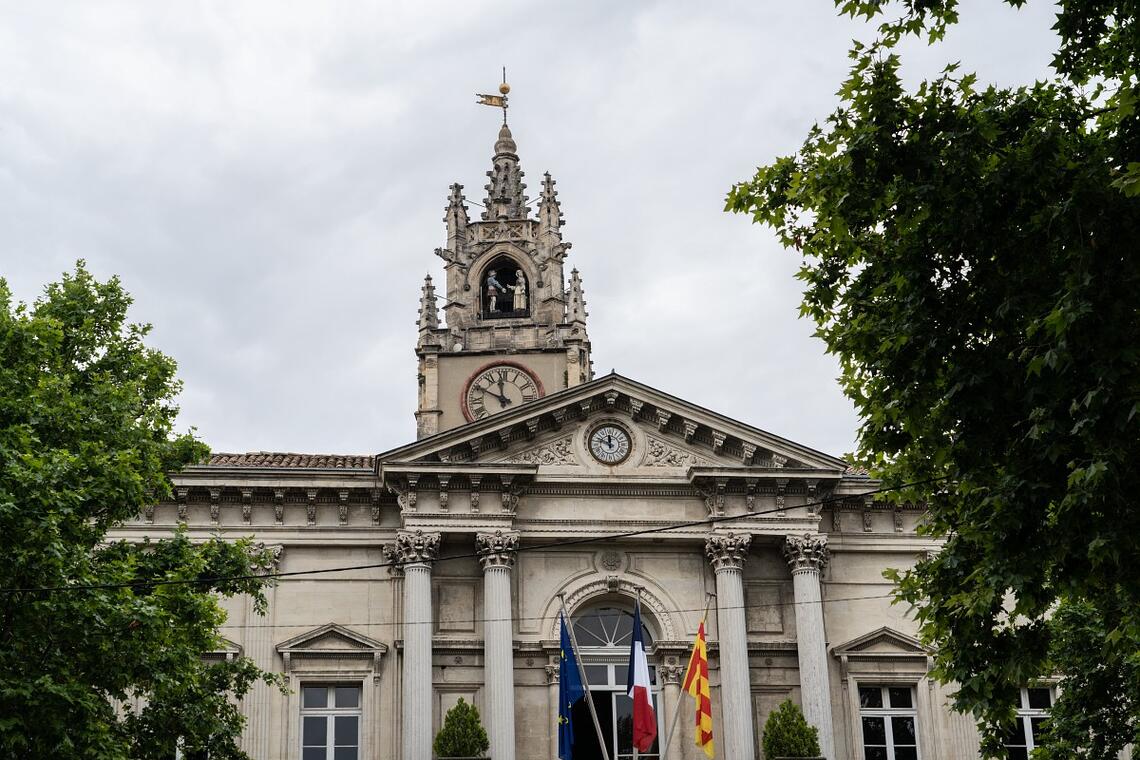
[[783, 533, 835, 760], [705, 533, 755, 760], [477, 530, 519, 760], [387, 530, 441, 760]]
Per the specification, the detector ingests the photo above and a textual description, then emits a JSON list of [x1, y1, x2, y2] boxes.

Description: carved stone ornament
[[545, 664, 560, 685], [599, 551, 622, 571], [783, 533, 830, 573], [143, 504, 155, 524], [658, 664, 684, 685], [385, 530, 441, 566], [644, 436, 712, 468], [476, 530, 520, 569], [503, 434, 576, 465], [250, 543, 285, 574], [705, 533, 752, 572]]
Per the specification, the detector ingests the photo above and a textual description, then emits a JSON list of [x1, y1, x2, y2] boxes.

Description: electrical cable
[[0, 475, 943, 596]]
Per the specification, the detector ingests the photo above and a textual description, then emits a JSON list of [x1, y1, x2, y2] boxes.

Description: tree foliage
[[727, 2, 1139, 757], [433, 697, 490, 758], [761, 699, 821, 759], [0, 263, 281, 759]]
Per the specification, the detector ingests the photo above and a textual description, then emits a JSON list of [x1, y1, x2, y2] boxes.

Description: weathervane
[[476, 67, 510, 124]]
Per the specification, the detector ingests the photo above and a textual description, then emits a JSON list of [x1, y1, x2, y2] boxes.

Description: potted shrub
[[433, 697, 491, 760], [762, 699, 824, 759]]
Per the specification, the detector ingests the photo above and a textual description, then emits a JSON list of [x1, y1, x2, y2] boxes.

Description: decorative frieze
[[385, 530, 441, 566], [476, 530, 520, 569], [706, 533, 752, 572], [783, 533, 830, 573], [644, 436, 712, 468], [504, 435, 576, 465]]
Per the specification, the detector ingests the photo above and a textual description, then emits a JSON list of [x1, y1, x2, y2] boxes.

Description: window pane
[[615, 693, 633, 754], [1031, 717, 1047, 742], [1003, 718, 1027, 746], [894, 748, 918, 760], [335, 686, 360, 709], [862, 716, 886, 745], [303, 686, 328, 708], [891, 716, 917, 745], [303, 748, 327, 760], [1007, 749, 1028, 760], [584, 665, 609, 685], [863, 748, 888, 760], [334, 748, 358, 760], [303, 716, 327, 747], [859, 687, 883, 709], [1027, 688, 1052, 710], [888, 687, 913, 709], [334, 716, 359, 747]]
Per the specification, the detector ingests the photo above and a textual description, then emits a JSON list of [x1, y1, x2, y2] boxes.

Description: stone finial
[[476, 530, 520, 569], [567, 268, 588, 325], [418, 275, 439, 333], [482, 125, 528, 220], [443, 182, 469, 245], [538, 172, 564, 235], [783, 533, 830, 573], [705, 533, 752, 571], [385, 529, 441, 566]]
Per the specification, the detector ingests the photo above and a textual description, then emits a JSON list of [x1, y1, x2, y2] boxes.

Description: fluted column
[[706, 533, 755, 760], [477, 531, 519, 760], [784, 534, 835, 760], [659, 664, 684, 760], [387, 530, 441, 760], [546, 664, 560, 760]]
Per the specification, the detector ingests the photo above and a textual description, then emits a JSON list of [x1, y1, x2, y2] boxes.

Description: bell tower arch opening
[[480, 255, 529, 319]]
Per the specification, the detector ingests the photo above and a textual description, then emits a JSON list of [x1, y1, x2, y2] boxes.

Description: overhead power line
[[0, 476, 944, 596]]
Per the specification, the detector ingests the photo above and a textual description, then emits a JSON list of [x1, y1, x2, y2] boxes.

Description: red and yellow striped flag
[[681, 619, 715, 758]]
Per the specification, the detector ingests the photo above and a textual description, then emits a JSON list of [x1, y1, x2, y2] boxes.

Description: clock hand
[[482, 388, 512, 408]]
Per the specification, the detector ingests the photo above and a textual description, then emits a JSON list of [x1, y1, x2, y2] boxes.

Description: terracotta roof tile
[[206, 452, 375, 469]]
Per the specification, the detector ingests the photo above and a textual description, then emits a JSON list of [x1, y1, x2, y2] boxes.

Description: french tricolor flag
[[626, 599, 658, 753]]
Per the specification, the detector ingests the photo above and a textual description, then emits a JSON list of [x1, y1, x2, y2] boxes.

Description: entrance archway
[[569, 602, 664, 760]]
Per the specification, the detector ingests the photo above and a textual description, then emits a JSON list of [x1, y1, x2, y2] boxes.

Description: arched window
[[481, 256, 529, 318], [568, 601, 663, 760]]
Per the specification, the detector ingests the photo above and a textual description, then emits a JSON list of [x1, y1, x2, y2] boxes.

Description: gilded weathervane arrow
[[476, 66, 510, 123]]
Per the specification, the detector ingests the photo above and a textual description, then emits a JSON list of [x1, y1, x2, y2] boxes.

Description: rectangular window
[[300, 684, 361, 760], [1004, 686, 1054, 759], [858, 685, 919, 760]]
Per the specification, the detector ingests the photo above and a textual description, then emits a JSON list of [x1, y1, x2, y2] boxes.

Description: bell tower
[[414, 91, 593, 438]]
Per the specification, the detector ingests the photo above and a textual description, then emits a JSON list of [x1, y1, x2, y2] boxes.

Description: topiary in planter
[[761, 698, 822, 759], [433, 697, 491, 759]]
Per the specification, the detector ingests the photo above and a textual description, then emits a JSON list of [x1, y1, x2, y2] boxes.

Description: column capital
[[386, 529, 441, 566], [705, 532, 752, 571], [250, 542, 285, 574], [659, 664, 684, 686], [783, 533, 830, 573], [476, 530, 520, 569], [545, 663, 560, 685]]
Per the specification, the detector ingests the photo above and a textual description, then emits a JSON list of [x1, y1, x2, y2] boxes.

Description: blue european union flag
[[558, 612, 586, 760]]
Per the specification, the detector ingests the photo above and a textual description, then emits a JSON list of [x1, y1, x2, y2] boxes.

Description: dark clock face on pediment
[[462, 362, 544, 421]]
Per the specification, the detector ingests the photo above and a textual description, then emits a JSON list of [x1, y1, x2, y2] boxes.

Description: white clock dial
[[589, 424, 631, 465], [463, 364, 542, 421]]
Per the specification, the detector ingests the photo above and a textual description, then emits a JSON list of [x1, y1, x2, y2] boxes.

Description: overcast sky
[[1, 1, 1059, 458]]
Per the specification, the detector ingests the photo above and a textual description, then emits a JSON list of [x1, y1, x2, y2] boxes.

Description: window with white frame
[[858, 685, 919, 760], [300, 684, 361, 760], [1004, 686, 1054, 759]]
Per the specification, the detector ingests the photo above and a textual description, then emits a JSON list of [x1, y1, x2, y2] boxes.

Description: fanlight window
[[572, 606, 655, 650]]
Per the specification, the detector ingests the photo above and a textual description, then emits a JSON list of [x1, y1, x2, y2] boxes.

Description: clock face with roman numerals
[[462, 363, 543, 421]]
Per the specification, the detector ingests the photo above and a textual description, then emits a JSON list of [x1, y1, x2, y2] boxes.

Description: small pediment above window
[[276, 623, 388, 672], [831, 626, 928, 658]]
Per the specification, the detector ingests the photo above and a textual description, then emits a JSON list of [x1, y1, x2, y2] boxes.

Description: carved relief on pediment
[[499, 434, 579, 466], [643, 435, 712, 468]]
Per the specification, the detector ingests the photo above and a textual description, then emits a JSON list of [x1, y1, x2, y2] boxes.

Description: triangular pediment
[[379, 373, 857, 480], [276, 623, 388, 656], [832, 627, 928, 657]]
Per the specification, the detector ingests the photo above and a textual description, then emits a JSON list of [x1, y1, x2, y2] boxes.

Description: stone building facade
[[112, 119, 1005, 760]]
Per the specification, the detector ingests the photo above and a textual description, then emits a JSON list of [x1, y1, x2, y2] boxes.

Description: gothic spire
[[538, 172, 563, 236], [418, 275, 439, 333], [567, 268, 588, 325], [482, 123, 528, 220]]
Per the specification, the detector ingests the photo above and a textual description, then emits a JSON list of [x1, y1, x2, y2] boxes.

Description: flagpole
[[633, 588, 642, 760], [659, 592, 715, 760], [558, 593, 612, 760]]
